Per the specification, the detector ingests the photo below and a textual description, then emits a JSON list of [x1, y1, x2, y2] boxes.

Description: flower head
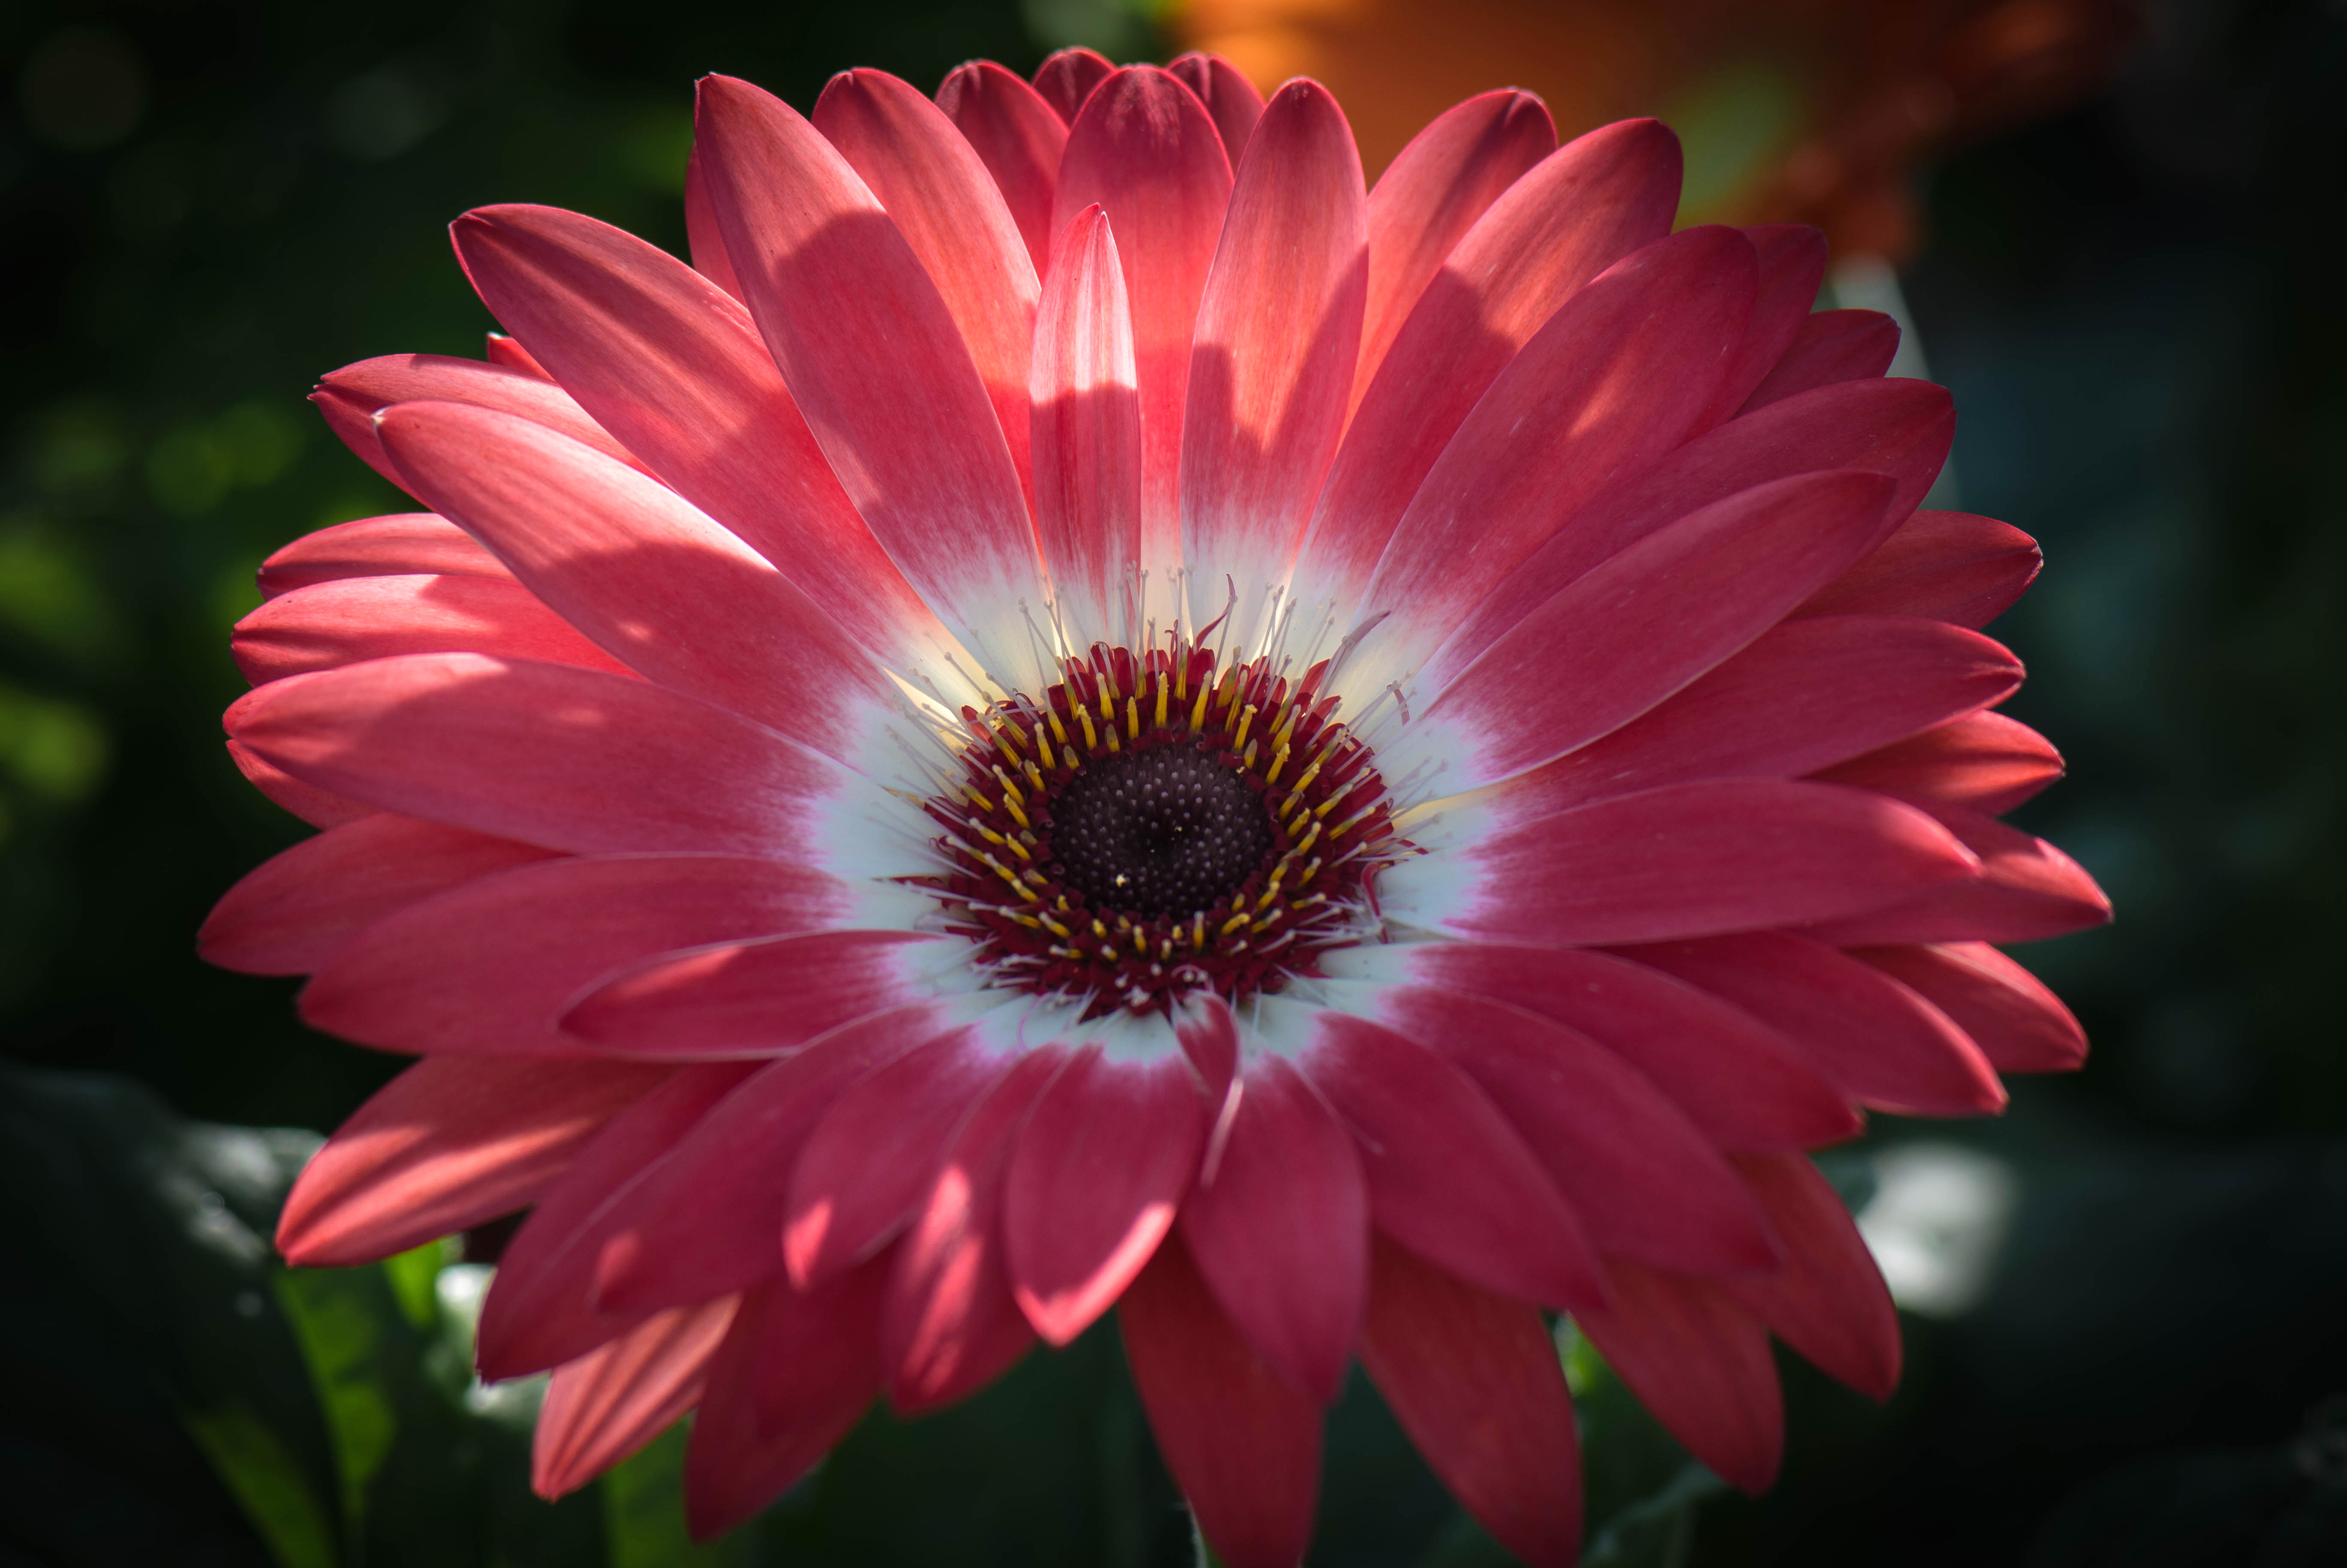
[[205, 49, 2108, 1568]]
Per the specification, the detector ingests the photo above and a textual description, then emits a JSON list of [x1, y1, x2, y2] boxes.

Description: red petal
[[880, 1050, 1062, 1413], [200, 813, 555, 977], [1032, 46, 1113, 124], [816, 69, 1039, 495], [1367, 226, 1759, 665], [313, 352, 647, 493], [258, 513, 507, 599], [1381, 987, 1780, 1277], [1182, 79, 1366, 623], [1803, 798, 2112, 945], [1850, 941, 2087, 1074], [1166, 52, 1264, 163], [1121, 1231, 1323, 1568], [1352, 90, 1554, 408], [1814, 710, 2064, 816], [483, 332, 551, 378], [1391, 778, 1980, 947], [1178, 1055, 1367, 1403], [1299, 118, 1678, 613], [1740, 308, 1900, 412], [1395, 941, 1860, 1151], [449, 204, 939, 665], [1028, 204, 1142, 639], [1305, 1012, 1604, 1310], [936, 61, 1068, 276], [694, 75, 1041, 682], [561, 929, 947, 1059], [1052, 67, 1233, 566], [588, 1007, 962, 1314], [1005, 1048, 1209, 1344], [1425, 470, 1901, 782], [682, 145, 744, 300], [278, 1054, 667, 1268], [1573, 1262, 1783, 1493], [1358, 1236, 1581, 1568], [475, 1063, 756, 1380], [1696, 224, 1828, 432], [1723, 1150, 1901, 1401], [225, 738, 374, 828], [533, 1295, 737, 1497], [1622, 932, 2007, 1116], [373, 400, 887, 753], [784, 1032, 1009, 1288], [298, 854, 854, 1058], [233, 572, 632, 687], [1480, 615, 2023, 817], [228, 652, 847, 856], [1796, 509, 2041, 629], [682, 1259, 888, 1539]]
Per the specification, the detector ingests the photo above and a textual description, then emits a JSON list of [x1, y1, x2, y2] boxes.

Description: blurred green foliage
[[5, 0, 2347, 1564]]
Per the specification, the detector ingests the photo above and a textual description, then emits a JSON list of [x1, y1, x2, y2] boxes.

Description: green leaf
[[180, 1398, 343, 1568], [603, 1426, 756, 1568]]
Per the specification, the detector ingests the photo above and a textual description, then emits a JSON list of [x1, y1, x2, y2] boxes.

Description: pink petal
[[1028, 204, 1142, 638], [815, 69, 1040, 494], [1120, 1231, 1323, 1568], [476, 1063, 758, 1380], [278, 1055, 667, 1268], [682, 145, 745, 300], [1052, 67, 1233, 566], [1177, 1054, 1367, 1403], [1304, 1012, 1604, 1311], [1432, 376, 1956, 681], [591, 1007, 956, 1315], [1739, 308, 1900, 413], [784, 1032, 1008, 1289], [483, 333, 551, 378], [312, 353, 645, 492], [1365, 224, 1757, 660], [1032, 46, 1113, 124], [1166, 51, 1265, 163], [449, 203, 941, 666], [225, 739, 374, 828], [1172, 989, 1240, 1102], [298, 854, 854, 1057], [1722, 1150, 1901, 1401], [1358, 1236, 1581, 1568], [1802, 799, 2112, 945], [936, 61, 1069, 276], [232, 572, 634, 687], [561, 930, 949, 1059], [1297, 117, 1679, 611], [1425, 470, 1901, 783], [373, 400, 887, 753], [1398, 941, 1860, 1151], [534, 1295, 737, 1497], [1401, 779, 1981, 947], [682, 1259, 888, 1540], [201, 812, 556, 977], [1004, 1048, 1209, 1344], [1850, 941, 2088, 1074], [227, 652, 847, 856], [1620, 932, 2007, 1116], [1814, 710, 2064, 816], [694, 75, 1041, 678], [1380, 987, 1780, 1277], [258, 513, 508, 599], [1696, 224, 1829, 432], [1572, 1262, 1783, 1493], [1478, 615, 2024, 817], [1352, 89, 1554, 410], [1182, 79, 1366, 613], [881, 1049, 1062, 1413], [1795, 508, 2042, 629]]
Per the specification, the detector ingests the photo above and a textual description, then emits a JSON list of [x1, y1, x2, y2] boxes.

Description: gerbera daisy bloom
[[202, 46, 2109, 1568]]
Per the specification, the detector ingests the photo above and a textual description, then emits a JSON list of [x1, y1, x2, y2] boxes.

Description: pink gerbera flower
[[202, 47, 2110, 1568]]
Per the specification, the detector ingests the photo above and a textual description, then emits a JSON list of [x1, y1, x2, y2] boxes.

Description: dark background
[[2, 0, 2344, 1564]]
